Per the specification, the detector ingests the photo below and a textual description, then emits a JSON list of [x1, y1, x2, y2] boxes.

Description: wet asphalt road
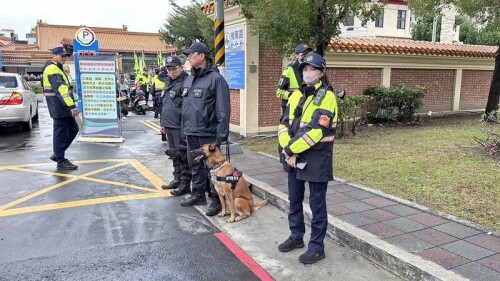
[[0, 103, 260, 280]]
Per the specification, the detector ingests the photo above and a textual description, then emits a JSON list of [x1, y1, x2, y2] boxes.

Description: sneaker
[[180, 195, 206, 206], [278, 237, 304, 252], [57, 160, 78, 170], [298, 250, 325, 264]]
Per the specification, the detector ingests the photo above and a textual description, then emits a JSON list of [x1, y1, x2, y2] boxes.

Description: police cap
[[165, 56, 182, 67], [295, 44, 312, 54], [51, 47, 69, 57], [182, 42, 210, 56], [298, 52, 326, 71]]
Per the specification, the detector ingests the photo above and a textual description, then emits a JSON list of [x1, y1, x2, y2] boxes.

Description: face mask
[[303, 71, 320, 85]]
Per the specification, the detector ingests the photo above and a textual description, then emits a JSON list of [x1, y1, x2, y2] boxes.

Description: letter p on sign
[[75, 27, 96, 46]]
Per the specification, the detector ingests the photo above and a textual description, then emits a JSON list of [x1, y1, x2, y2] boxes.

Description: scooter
[[129, 88, 147, 115]]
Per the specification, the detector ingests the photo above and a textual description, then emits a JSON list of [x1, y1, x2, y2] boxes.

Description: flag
[[141, 51, 146, 71], [133, 52, 139, 75], [157, 51, 164, 67]]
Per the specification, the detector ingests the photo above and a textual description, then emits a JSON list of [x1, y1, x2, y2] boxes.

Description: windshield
[[0, 76, 18, 89]]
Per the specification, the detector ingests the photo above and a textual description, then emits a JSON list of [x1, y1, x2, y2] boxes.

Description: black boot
[[180, 194, 206, 206], [162, 178, 181, 190], [205, 196, 222, 216], [170, 181, 191, 196]]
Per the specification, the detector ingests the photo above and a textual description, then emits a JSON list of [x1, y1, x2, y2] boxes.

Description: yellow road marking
[[0, 192, 173, 218], [0, 162, 128, 210], [140, 120, 161, 132], [8, 167, 158, 193], [129, 159, 165, 190]]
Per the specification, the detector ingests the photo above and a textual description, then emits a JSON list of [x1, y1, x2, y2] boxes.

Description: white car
[[0, 73, 39, 131]]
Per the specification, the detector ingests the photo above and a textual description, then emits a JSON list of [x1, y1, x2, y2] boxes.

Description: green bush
[[337, 95, 372, 138], [363, 85, 425, 122], [30, 84, 43, 95]]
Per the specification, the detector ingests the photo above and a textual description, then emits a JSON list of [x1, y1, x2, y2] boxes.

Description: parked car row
[[0, 72, 39, 131]]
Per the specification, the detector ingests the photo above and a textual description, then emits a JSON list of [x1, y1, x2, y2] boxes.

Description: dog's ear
[[209, 142, 217, 152]]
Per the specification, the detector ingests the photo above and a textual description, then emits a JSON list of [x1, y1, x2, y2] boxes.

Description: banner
[[78, 55, 120, 138]]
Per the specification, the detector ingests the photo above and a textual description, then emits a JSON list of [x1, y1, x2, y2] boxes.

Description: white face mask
[[303, 71, 321, 85]]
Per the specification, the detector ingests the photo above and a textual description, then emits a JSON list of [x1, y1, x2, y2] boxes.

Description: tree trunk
[[484, 46, 500, 119], [313, 1, 327, 56]]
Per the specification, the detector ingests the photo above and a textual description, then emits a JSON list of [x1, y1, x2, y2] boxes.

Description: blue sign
[[0, 49, 3, 70], [225, 24, 245, 89], [226, 51, 245, 89]]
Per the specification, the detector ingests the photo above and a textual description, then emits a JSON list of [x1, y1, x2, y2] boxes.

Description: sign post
[[73, 27, 123, 143]]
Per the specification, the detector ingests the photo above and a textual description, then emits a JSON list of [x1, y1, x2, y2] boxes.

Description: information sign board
[[224, 24, 245, 89]]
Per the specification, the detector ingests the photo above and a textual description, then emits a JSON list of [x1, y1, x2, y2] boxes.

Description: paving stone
[[478, 254, 500, 273], [384, 217, 427, 232], [418, 247, 471, 269], [264, 177, 288, 186], [383, 204, 421, 216], [243, 169, 265, 176], [441, 240, 495, 261], [406, 212, 448, 227], [410, 228, 458, 246], [452, 263, 500, 281], [337, 213, 376, 226], [326, 193, 357, 203], [433, 222, 481, 239], [250, 173, 275, 181], [360, 222, 403, 238], [384, 234, 434, 253], [465, 234, 500, 252], [360, 209, 399, 222], [343, 190, 377, 200], [331, 184, 356, 193], [327, 204, 354, 216], [339, 201, 377, 212], [362, 197, 399, 207]]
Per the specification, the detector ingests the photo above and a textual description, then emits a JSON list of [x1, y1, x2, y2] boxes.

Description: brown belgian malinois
[[191, 142, 268, 222]]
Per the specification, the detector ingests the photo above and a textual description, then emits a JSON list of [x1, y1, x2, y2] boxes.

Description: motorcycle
[[129, 87, 147, 115]]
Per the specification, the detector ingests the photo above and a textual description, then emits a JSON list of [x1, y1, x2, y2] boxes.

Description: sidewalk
[[228, 148, 500, 281]]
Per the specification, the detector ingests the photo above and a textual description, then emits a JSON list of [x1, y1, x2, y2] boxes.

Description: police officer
[[276, 44, 312, 116], [43, 47, 80, 170], [277, 52, 338, 264], [179, 42, 230, 217], [150, 67, 166, 119], [160, 56, 191, 193]]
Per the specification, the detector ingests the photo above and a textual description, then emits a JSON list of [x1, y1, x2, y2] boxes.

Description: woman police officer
[[277, 52, 338, 264]]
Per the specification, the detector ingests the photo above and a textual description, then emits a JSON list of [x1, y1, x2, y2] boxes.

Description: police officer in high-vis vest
[[277, 52, 338, 265], [150, 67, 166, 119], [43, 47, 80, 170], [276, 44, 312, 115]]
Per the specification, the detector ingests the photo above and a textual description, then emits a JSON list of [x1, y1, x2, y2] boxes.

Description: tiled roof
[[1, 50, 53, 63], [36, 22, 176, 54], [201, 0, 233, 15], [330, 37, 497, 58], [0, 36, 13, 48]]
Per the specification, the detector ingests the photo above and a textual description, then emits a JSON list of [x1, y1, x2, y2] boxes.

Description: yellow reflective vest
[[43, 61, 75, 118], [278, 81, 338, 182], [276, 61, 301, 101]]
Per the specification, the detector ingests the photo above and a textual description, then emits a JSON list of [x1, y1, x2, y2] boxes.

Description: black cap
[[298, 52, 326, 71], [182, 42, 210, 56], [165, 56, 182, 67], [295, 44, 312, 54], [51, 47, 69, 56]]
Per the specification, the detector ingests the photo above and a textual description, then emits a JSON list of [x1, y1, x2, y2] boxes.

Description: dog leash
[[226, 140, 231, 163]]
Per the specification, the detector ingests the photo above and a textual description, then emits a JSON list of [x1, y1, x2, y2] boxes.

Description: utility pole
[[214, 0, 225, 68]]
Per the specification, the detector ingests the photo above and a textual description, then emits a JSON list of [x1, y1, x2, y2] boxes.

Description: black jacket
[[160, 71, 188, 129], [181, 63, 230, 141]]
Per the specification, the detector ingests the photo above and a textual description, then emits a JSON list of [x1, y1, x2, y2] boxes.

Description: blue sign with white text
[[226, 51, 245, 89]]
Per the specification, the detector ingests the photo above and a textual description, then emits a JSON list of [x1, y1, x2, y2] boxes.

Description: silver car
[[0, 73, 39, 131]]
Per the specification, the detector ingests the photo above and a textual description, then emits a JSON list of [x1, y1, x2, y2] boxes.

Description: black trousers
[[288, 169, 328, 253], [166, 128, 190, 182], [186, 135, 217, 197], [53, 116, 79, 164]]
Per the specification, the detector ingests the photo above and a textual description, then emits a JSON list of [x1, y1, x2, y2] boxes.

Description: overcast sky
[[1, 0, 192, 40]]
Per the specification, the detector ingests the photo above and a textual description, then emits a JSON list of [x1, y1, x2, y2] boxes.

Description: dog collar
[[210, 160, 226, 171]]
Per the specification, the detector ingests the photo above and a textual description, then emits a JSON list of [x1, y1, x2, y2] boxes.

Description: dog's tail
[[253, 199, 268, 211]]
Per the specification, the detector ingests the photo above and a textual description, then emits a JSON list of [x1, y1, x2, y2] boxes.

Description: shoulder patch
[[319, 115, 330, 127]]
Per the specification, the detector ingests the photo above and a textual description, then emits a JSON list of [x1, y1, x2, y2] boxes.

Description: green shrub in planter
[[363, 85, 425, 122]]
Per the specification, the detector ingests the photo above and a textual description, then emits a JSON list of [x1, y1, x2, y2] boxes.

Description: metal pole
[[214, 0, 225, 67], [432, 16, 437, 42]]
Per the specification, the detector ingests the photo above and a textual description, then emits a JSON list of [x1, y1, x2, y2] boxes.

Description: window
[[0, 76, 18, 88], [375, 9, 384, 28], [397, 10, 406, 29]]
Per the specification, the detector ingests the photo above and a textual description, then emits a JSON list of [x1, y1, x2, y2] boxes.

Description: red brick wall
[[460, 70, 493, 110], [326, 68, 382, 95], [258, 44, 283, 127], [230, 89, 240, 125], [391, 69, 455, 112]]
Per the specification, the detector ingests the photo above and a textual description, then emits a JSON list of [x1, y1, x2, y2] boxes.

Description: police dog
[[191, 142, 268, 222]]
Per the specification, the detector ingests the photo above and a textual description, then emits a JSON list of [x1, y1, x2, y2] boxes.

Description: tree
[[233, 0, 381, 56], [408, 0, 500, 118], [160, 0, 215, 52], [412, 14, 442, 42]]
